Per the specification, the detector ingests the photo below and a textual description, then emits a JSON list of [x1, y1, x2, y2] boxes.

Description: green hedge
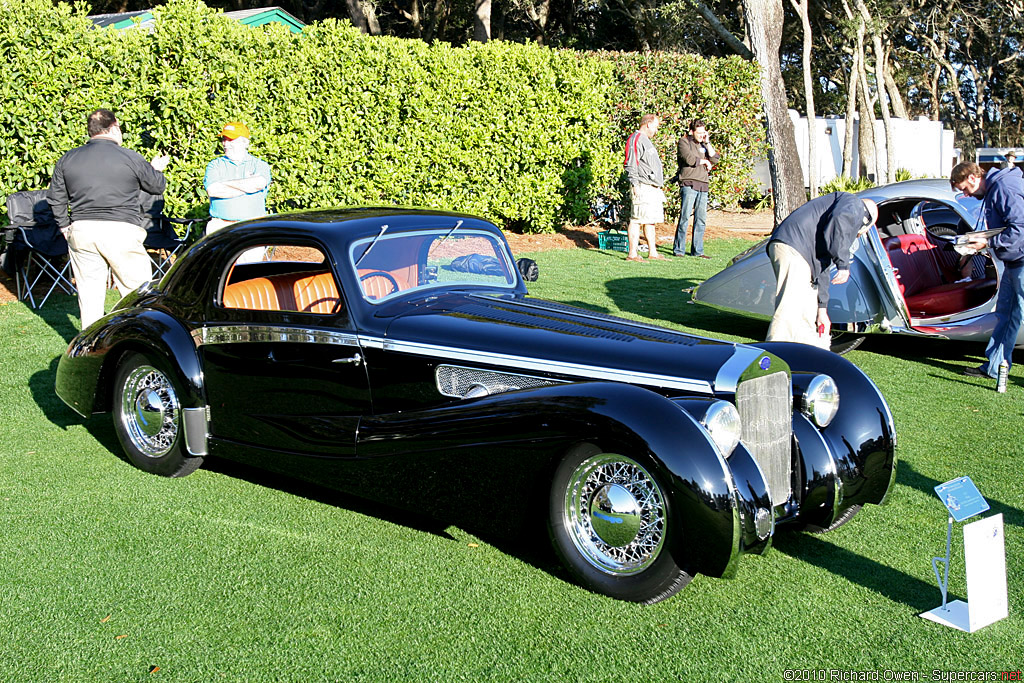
[[0, 0, 763, 233]]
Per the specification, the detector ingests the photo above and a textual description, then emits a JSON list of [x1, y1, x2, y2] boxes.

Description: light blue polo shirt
[[204, 154, 272, 222]]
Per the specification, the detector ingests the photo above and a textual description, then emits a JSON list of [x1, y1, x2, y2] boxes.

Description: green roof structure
[[90, 6, 305, 33]]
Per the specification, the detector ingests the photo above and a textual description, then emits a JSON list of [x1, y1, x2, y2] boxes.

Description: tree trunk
[[789, 0, 817, 197], [399, 0, 423, 37], [690, 0, 754, 59], [474, 0, 491, 41], [743, 0, 806, 224], [858, 0, 894, 183], [883, 58, 908, 119], [856, 74, 877, 183], [842, 45, 859, 177]]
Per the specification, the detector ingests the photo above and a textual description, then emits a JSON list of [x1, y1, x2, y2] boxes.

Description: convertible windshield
[[350, 228, 517, 302]]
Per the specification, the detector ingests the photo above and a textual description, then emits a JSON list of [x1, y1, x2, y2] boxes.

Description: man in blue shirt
[[204, 121, 271, 235], [951, 161, 1024, 379]]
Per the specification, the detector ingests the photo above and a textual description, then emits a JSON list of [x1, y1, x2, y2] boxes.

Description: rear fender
[[56, 309, 205, 416]]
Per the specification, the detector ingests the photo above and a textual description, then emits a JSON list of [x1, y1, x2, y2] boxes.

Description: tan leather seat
[[223, 271, 341, 313]]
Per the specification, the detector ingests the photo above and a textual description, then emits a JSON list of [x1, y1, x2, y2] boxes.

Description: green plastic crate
[[597, 229, 628, 252]]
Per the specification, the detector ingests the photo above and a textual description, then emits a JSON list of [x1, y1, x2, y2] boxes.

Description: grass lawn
[[1, 237, 1021, 681]]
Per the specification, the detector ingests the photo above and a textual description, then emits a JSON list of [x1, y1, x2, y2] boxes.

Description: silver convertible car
[[692, 179, 1012, 353]]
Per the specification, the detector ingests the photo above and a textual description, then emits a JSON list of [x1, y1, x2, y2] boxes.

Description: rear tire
[[112, 352, 203, 478], [829, 332, 865, 355], [548, 444, 691, 603]]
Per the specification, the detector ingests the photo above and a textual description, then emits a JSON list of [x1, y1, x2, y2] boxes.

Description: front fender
[[56, 308, 205, 417], [357, 381, 746, 579], [754, 342, 897, 525]]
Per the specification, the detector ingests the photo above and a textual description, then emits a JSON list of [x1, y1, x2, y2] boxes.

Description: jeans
[[673, 185, 708, 256], [982, 262, 1024, 377]]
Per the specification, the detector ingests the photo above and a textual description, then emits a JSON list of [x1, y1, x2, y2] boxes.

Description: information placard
[[934, 476, 989, 522], [963, 513, 1008, 631]]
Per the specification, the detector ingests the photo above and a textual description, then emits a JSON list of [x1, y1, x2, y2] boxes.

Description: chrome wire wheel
[[119, 364, 181, 459], [562, 453, 667, 575]]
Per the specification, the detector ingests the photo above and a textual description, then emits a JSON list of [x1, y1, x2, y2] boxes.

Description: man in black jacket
[[766, 192, 877, 348], [673, 119, 719, 258], [48, 109, 170, 328]]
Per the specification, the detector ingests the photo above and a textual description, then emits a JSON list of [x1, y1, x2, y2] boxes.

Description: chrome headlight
[[802, 374, 839, 427], [700, 400, 742, 457]]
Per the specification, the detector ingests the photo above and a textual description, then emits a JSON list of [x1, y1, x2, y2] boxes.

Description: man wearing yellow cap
[[204, 121, 272, 235]]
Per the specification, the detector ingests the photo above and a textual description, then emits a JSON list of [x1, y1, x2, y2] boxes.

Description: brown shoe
[[626, 255, 643, 262], [695, 254, 712, 259], [648, 253, 666, 260]]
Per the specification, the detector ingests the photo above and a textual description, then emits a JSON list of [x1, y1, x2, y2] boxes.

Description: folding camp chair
[[3, 190, 75, 308], [139, 191, 207, 277]]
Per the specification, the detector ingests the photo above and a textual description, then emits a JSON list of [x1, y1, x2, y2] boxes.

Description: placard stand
[[919, 477, 1007, 632]]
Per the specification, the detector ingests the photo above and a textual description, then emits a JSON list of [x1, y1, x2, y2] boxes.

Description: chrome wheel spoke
[[120, 365, 180, 459], [563, 454, 667, 575]]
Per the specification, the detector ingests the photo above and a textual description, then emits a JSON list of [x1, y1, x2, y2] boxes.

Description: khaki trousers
[[766, 241, 829, 349], [66, 220, 151, 329]]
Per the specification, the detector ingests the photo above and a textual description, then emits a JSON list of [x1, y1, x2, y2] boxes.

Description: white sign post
[[920, 477, 1008, 632]]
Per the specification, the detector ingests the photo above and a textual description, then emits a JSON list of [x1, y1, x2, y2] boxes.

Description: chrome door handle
[[332, 353, 363, 366]]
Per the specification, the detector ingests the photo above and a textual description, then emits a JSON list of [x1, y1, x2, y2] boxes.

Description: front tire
[[805, 504, 862, 534], [112, 352, 203, 478], [548, 445, 691, 603]]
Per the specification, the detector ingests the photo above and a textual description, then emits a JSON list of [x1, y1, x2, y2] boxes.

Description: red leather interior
[[883, 234, 995, 317], [223, 271, 341, 313]]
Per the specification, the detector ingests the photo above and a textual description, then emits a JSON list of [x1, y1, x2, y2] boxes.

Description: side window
[[221, 244, 343, 315]]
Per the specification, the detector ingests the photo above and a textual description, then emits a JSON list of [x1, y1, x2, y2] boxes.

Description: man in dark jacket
[[766, 192, 877, 348], [48, 109, 170, 328], [672, 119, 719, 258], [952, 161, 1024, 379]]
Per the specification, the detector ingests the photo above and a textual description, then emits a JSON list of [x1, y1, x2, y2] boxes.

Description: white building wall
[[787, 110, 954, 186]]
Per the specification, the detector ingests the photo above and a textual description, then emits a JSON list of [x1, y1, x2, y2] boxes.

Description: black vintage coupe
[[56, 208, 896, 603]]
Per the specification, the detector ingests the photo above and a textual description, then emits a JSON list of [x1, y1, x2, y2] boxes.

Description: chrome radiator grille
[[735, 371, 792, 506]]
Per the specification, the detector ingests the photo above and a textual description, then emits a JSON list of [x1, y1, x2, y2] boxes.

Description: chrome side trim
[[370, 337, 714, 394], [182, 407, 208, 456], [713, 345, 765, 393], [192, 325, 360, 347]]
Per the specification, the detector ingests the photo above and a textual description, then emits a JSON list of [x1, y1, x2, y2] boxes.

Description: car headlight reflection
[[700, 400, 742, 458], [802, 374, 839, 427]]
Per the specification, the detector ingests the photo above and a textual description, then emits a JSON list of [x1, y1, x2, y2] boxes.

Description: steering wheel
[[360, 271, 400, 299]]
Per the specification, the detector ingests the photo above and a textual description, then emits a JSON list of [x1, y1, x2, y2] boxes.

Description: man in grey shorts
[[623, 114, 666, 262]]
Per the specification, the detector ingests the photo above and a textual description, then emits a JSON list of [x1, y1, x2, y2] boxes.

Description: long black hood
[[378, 292, 779, 396]]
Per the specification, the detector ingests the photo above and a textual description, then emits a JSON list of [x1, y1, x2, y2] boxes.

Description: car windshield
[[349, 228, 517, 303]]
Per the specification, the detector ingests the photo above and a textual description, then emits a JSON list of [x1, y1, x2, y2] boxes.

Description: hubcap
[[120, 365, 180, 458], [590, 484, 642, 547], [563, 454, 667, 575]]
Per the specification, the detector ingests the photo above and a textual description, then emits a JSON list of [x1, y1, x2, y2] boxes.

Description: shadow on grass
[[29, 356, 85, 429], [603, 275, 768, 340], [200, 455, 564, 579], [772, 533, 950, 612], [898, 460, 1024, 529], [19, 290, 81, 345]]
